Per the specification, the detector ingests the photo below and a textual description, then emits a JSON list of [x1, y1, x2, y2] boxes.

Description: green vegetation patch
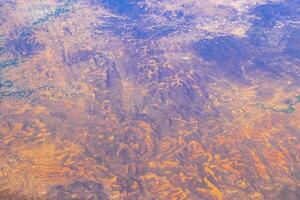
[[0, 59, 18, 70], [260, 94, 300, 113]]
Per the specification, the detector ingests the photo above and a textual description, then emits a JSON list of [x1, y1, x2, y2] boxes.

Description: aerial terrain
[[0, 0, 299, 199]]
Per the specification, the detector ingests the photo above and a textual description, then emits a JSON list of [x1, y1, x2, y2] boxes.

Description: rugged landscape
[[0, 0, 299, 199]]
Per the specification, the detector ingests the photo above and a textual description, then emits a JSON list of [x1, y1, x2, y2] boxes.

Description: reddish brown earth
[[0, 0, 299, 199]]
